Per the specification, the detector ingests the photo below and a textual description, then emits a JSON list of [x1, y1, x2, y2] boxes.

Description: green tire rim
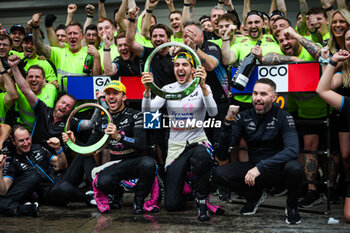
[[65, 103, 113, 155], [144, 42, 202, 100]]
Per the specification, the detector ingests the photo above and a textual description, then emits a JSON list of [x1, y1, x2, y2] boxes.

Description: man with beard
[[31, 13, 101, 79], [221, 10, 282, 175], [104, 32, 145, 80], [222, 11, 281, 106], [213, 78, 304, 225], [126, 7, 176, 88], [142, 52, 218, 221], [89, 80, 156, 214], [262, 27, 331, 209], [8, 55, 75, 152], [9, 24, 25, 52]]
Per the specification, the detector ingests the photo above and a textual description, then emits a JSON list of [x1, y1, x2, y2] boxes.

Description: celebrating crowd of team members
[[0, 0, 350, 225]]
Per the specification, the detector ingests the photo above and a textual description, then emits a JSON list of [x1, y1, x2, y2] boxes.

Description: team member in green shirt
[[305, 7, 330, 45], [221, 10, 282, 166], [210, 13, 244, 49], [97, 17, 119, 74], [12, 34, 57, 86], [15, 65, 57, 131], [30, 13, 101, 80], [222, 10, 282, 105], [0, 56, 18, 123]]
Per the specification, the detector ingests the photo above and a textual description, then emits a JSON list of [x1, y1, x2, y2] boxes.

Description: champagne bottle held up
[[231, 40, 262, 91], [83, 54, 94, 74]]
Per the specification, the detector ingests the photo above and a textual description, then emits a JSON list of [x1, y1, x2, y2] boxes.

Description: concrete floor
[[2, 193, 350, 233]]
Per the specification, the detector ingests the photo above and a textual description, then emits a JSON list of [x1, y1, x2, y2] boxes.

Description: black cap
[[10, 24, 25, 34], [269, 10, 285, 19], [23, 33, 33, 40]]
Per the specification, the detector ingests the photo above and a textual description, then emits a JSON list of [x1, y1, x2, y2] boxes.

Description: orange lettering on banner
[[276, 96, 285, 109]]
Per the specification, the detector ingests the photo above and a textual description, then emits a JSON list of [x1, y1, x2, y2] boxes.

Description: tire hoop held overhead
[[65, 103, 113, 155], [144, 42, 202, 100]]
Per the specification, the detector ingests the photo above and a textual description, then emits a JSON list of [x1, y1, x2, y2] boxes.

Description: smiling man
[[30, 13, 100, 79], [90, 80, 156, 215], [15, 34, 58, 84], [0, 34, 12, 60], [8, 55, 75, 152], [104, 32, 146, 80], [14, 64, 57, 132], [141, 52, 218, 221], [9, 24, 25, 52], [0, 125, 64, 217], [126, 7, 176, 88], [214, 78, 303, 225], [97, 17, 119, 74], [169, 10, 184, 43], [261, 27, 330, 209]]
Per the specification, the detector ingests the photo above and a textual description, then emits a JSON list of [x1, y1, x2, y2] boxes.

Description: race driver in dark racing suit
[[87, 80, 156, 215]]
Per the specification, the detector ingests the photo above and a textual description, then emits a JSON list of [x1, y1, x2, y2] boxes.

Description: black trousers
[[96, 156, 156, 200], [164, 144, 213, 211], [213, 160, 304, 208], [205, 100, 229, 153], [41, 154, 97, 206], [0, 172, 42, 216]]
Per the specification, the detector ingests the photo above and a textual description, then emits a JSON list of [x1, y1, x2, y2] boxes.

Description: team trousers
[[0, 172, 42, 216], [41, 154, 96, 206], [165, 144, 213, 211], [213, 160, 304, 208], [96, 155, 156, 201]]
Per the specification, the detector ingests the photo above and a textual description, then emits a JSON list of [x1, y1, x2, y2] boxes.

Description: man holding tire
[[141, 52, 218, 221]]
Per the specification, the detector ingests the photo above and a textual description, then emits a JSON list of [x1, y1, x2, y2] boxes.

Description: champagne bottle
[[231, 40, 262, 91], [83, 54, 94, 74]]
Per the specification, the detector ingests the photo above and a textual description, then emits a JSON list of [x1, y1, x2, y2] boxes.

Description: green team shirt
[[0, 93, 10, 123], [209, 36, 246, 49], [98, 44, 120, 73], [50, 46, 88, 78], [113, 31, 153, 48], [289, 47, 328, 118], [135, 33, 153, 48], [231, 35, 282, 103], [304, 32, 330, 44], [171, 35, 184, 44], [12, 52, 57, 82], [15, 83, 57, 131]]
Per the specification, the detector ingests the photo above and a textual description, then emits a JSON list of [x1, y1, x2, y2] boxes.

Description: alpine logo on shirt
[[247, 121, 256, 131], [120, 119, 129, 125]]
